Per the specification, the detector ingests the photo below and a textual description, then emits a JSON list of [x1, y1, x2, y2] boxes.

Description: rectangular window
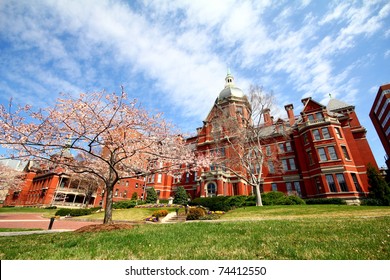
[[185, 172, 190, 182], [308, 114, 315, 121], [279, 143, 285, 153], [255, 163, 260, 174], [266, 145, 271, 156], [313, 129, 321, 140], [336, 173, 348, 192], [268, 161, 275, 173], [334, 127, 342, 139], [135, 183, 138, 188], [326, 175, 337, 192], [294, 182, 302, 197], [286, 142, 292, 152], [303, 133, 309, 144], [351, 173, 362, 192], [157, 173, 162, 183], [318, 148, 327, 161], [322, 127, 330, 139], [194, 171, 197, 181], [307, 151, 314, 165], [382, 111, 390, 128], [328, 146, 338, 160], [282, 159, 288, 171], [374, 93, 384, 113], [289, 158, 296, 170], [341, 146, 350, 160], [315, 177, 322, 193], [271, 183, 278, 191]]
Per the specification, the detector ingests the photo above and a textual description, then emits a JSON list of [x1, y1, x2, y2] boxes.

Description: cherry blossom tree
[[0, 88, 209, 223], [0, 163, 25, 197]]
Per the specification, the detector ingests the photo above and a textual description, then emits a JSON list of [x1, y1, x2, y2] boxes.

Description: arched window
[[207, 183, 216, 197]]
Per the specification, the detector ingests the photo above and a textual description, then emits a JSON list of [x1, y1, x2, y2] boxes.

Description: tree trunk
[[103, 184, 114, 224], [254, 183, 263, 206]]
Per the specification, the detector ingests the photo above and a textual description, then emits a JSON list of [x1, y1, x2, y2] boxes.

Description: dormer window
[[315, 112, 324, 120]]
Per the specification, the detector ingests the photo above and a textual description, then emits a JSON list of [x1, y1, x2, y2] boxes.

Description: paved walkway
[[0, 213, 100, 236]]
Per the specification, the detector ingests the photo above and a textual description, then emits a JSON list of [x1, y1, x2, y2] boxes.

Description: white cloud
[[0, 0, 389, 130]]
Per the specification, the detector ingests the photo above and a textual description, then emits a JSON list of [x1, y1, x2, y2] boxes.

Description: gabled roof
[[327, 98, 354, 112], [301, 97, 325, 113]]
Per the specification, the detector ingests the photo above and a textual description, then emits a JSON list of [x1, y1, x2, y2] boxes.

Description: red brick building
[[170, 72, 377, 204], [370, 83, 390, 168], [3, 72, 379, 207]]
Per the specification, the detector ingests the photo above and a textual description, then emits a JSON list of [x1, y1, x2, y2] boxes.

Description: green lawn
[[222, 205, 390, 220], [0, 205, 389, 260], [0, 207, 58, 217]]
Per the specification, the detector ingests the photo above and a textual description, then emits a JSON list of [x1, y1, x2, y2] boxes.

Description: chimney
[[284, 104, 295, 126], [263, 108, 272, 126]]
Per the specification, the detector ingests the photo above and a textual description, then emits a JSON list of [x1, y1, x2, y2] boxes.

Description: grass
[[0, 205, 389, 260], [0, 228, 43, 232], [222, 205, 390, 220], [0, 207, 58, 218]]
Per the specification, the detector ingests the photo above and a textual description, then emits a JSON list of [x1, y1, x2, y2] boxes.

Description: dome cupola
[[218, 69, 245, 100]]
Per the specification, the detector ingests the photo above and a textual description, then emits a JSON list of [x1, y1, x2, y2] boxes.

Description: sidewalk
[[0, 213, 100, 233]]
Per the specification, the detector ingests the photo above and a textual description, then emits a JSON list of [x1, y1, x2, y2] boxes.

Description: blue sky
[[0, 0, 389, 166]]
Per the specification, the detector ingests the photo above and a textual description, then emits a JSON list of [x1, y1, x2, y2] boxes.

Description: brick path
[[0, 213, 100, 231]]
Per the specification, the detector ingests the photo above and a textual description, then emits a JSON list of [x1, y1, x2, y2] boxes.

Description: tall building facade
[[370, 83, 390, 168]]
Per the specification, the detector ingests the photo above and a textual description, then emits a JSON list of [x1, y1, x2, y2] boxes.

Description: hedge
[[54, 207, 102, 217], [304, 198, 347, 205], [190, 192, 305, 211]]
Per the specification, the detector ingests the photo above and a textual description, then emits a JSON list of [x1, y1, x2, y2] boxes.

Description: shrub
[[190, 196, 231, 211], [131, 192, 138, 200], [262, 191, 286, 205], [44, 206, 57, 209], [173, 186, 189, 205], [367, 163, 390, 206], [152, 209, 169, 218], [244, 196, 257, 206], [54, 208, 93, 217], [186, 207, 206, 220], [146, 187, 158, 203], [360, 198, 384, 206], [305, 198, 347, 205], [112, 200, 137, 209], [226, 195, 247, 208], [283, 195, 306, 205]]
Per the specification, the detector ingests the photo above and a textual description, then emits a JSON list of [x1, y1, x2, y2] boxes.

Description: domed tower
[[195, 70, 253, 198], [215, 69, 251, 123]]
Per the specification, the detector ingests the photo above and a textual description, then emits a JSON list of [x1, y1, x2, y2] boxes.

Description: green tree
[[367, 163, 390, 206], [131, 192, 138, 200], [173, 186, 189, 205], [146, 187, 158, 203]]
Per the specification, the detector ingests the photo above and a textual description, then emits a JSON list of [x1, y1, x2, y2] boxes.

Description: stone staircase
[[161, 212, 187, 224]]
